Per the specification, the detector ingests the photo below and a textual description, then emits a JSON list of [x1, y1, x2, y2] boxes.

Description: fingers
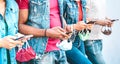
[[57, 26, 66, 32], [8, 43, 16, 50], [105, 20, 113, 27], [74, 22, 87, 31], [65, 25, 72, 32], [7, 38, 24, 49], [51, 27, 70, 39], [86, 24, 93, 30], [55, 27, 69, 37], [2, 34, 31, 50], [57, 29, 69, 39]]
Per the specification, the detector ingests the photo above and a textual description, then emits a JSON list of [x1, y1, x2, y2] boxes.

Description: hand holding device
[[14, 35, 33, 41], [110, 19, 119, 22]]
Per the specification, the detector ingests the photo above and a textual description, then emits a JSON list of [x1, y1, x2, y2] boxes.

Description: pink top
[[16, 0, 61, 52], [46, 0, 61, 52]]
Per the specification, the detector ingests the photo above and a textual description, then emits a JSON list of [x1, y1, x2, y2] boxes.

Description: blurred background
[[103, 0, 120, 64]]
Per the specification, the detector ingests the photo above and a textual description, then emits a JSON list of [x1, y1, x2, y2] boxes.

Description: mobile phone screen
[[111, 19, 119, 22], [14, 35, 33, 41], [14, 36, 25, 40]]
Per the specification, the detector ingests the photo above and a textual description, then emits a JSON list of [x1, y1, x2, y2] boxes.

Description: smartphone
[[111, 19, 119, 22], [66, 32, 72, 34], [87, 21, 95, 24], [14, 35, 33, 41]]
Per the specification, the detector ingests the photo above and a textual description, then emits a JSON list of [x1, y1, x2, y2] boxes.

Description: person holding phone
[[63, 0, 92, 64], [16, 0, 70, 64], [0, 0, 24, 64], [84, 0, 113, 64]]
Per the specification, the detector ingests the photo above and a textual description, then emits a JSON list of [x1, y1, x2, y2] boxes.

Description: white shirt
[[86, 0, 106, 40]]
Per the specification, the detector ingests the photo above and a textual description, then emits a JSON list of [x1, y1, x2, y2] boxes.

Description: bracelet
[[44, 29, 47, 37]]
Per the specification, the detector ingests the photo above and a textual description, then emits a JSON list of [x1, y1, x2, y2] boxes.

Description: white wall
[[103, 0, 120, 64]]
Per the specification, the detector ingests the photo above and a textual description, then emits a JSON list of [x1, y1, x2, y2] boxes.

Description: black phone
[[111, 19, 119, 22], [66, 32, 72, 34], [87, 21, 95, 24]]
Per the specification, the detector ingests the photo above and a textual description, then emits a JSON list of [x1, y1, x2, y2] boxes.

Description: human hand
[[0, 36, 24, 50], [74, 21, 86, 31], [64, 25, 73, 37], [86, 24, 93, 30], [94, 19, 112, 27], [14, 33, 33, 42], [46, 26, 69, 40]]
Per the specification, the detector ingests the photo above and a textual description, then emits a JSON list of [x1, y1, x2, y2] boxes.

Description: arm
[[87, 18, 113, 27], [17, 0, 69, 39], [18, 9, 45, 37], [16, 0, 45, 37]]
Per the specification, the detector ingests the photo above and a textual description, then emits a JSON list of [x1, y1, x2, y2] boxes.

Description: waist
[[45, 38, 60, 52]]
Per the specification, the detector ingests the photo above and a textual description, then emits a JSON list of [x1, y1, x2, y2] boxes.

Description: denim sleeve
[[63, 0, 67, 19]]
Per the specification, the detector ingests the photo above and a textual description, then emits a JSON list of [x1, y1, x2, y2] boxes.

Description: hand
[[15, 33, 33, 42], [64, 25, 73, 38], [65, 25, 72, 33], [86, 24, 93, 30], [105, 18, 113, 27], [74, 21, 86, 31], [95, 19, 113, 27], [0, 36, 24, 50], [46, 26, 69, 40]]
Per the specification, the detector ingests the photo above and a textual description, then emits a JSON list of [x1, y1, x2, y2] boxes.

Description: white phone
[[14, 35, 33, 41]]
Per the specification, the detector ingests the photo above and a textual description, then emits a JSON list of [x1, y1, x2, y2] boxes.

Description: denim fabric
[[84, 40, 105, 64], [63, 0, 91, 64], [21, 50, 68, 64], [73, 35, 86, 54], [0, 0, 18, 64], [26, 0, 65, 59], [66, 35, 92, 64], [63, 0, 87, 24]]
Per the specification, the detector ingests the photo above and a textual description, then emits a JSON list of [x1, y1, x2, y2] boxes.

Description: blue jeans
[[20, 50, 68, 64], [84, 40, 105, 64], [66, 36, 92, 64]]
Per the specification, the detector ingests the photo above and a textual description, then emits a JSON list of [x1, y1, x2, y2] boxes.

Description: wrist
[[0, 39, 3, 47], [73, 24, 76, 30], [44, 29, 47, 37]]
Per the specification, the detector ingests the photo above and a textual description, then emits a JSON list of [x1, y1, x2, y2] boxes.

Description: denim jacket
[[63, 0, 86, 47], [0, 0, 19, 64], [63, 0, 86, 24], [27, 0, 64, 59]]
